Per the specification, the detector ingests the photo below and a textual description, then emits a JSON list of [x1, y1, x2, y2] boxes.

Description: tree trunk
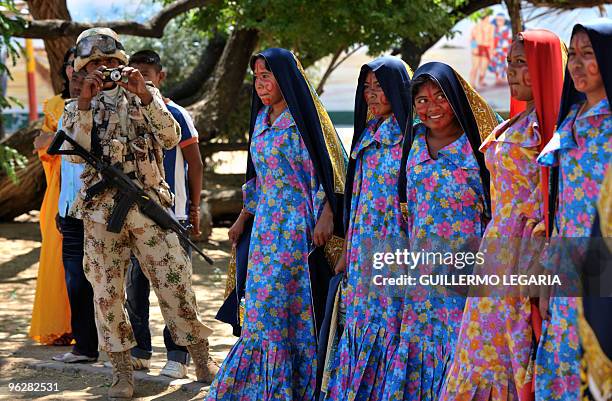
[[397, 39, 431, 71], [27, 0, 76, 95], [0, 121, 45, 221], [202, 188, 242, 224], [504, 0, 523, 35], [188, 28, 259, 141]]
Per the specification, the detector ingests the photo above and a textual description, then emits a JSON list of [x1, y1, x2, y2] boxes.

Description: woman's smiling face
[[414, 80, 457, 132]]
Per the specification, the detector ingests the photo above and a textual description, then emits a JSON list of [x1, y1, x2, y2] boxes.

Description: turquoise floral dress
[[535, 98, 611, 400], [324, 115, 407, 400], [206, 106, 324, 400], [392, 124, 487, 400]]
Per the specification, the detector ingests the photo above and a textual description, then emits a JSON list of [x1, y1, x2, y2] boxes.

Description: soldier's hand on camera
[[78, 67, 105, 110], [117, 66, 153, 105]]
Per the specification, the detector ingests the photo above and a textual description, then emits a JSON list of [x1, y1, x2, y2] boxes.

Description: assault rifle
[[48, 130, 214, 265]]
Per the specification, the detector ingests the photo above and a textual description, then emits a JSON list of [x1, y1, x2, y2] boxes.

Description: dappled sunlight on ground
[[0, 221, 236, 400]]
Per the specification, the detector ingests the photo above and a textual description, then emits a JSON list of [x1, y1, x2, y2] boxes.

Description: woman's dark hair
[[572, 25, 587, 37], [60, 47, 76, 99], [249, 55, 271, 72], [410, 75, 436, 101]]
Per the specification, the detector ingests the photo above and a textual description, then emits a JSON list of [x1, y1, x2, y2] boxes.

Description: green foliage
[[469, 6, 495, 22], [0, 0, 27, 182], [121, 15, 213, 92], [190, 0, 470, 68], [0, 143, 27, 183], [0, 0, 25, 109]]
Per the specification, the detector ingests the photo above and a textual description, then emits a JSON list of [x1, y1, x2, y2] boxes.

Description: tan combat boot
[[187, 339, 220, 383], [108, 350, 134, 400]]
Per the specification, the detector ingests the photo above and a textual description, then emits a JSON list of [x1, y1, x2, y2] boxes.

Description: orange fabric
[[179, 136, 199, 148], [29, 95, 71, 345]]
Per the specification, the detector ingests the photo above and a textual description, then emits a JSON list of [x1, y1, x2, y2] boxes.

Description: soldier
[[62, 27, 217, 399]]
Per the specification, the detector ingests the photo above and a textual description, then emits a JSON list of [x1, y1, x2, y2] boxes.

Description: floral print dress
[[206, 106, 324, 401], [439, 110, 544, 401], [390, 124, 487, 400], [323, 115, 407, 401], [534, 98, 611, 401]]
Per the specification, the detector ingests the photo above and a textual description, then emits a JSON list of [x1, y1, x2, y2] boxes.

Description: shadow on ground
[[0, 222, 236, 400]]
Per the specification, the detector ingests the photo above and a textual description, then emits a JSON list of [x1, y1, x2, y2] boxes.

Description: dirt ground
[[0, 212, 236, 400]]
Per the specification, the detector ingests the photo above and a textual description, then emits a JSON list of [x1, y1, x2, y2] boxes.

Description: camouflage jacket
[[62, 84, 180, 224]]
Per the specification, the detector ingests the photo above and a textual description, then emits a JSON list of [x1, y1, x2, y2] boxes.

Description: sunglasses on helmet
[[76, 34, 125, 58]]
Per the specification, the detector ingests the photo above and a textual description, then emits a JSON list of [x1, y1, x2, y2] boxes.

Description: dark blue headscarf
[[557, 19, 612, 127], [344, 56, 412, 229], [246, 48, 347, 225], [398, 62, 499, 215], [548, 19, 612, 236]]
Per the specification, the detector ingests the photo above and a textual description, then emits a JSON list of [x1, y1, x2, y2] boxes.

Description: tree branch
[[15, 0, 207, 39], [528, 0, 611, 9], [165, 32, 227, 104], [316, 45, 364, 95], [316, 47, 343, 95]]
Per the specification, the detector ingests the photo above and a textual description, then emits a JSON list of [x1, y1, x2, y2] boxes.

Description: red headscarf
[[510, 30, 566, 235]]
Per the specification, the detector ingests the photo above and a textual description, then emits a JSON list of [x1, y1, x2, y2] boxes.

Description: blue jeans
[[59, 216, 99, 358], [125, 221, 191, 364]]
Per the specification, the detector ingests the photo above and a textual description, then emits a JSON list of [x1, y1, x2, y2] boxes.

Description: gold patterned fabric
[[597, 165, 612, 239], [225, 246, 238, 299], [294, 56, 347, 194], [579, 175, 611, 400], [578, 298, 612, 401], [454, 72, 500, 142], [324, 235, 345, 268]]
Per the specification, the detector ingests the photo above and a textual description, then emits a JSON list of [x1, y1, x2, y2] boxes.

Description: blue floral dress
[[206, 106, 324, 401], [392, 124, 487, 400], [535, 98, 611, 400], [323, 116, 407, 400]]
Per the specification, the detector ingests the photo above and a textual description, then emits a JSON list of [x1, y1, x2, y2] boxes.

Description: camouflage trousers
[[82, 207, 213, 352]]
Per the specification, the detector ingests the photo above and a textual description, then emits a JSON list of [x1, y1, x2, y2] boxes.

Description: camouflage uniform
[[63, 84, 213, 352]]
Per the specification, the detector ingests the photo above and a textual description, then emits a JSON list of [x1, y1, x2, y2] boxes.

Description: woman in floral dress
[[206, 48, 347, 401], [322, 56, 412, 401], [439, 29, 567, 401], [391, 61, 500, 400], [535, 19, 612, 401]]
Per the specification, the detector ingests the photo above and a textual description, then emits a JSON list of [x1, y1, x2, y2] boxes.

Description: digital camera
[[102, 67, 125, 83]]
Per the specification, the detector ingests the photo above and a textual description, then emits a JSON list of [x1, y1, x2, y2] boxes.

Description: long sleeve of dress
[[242, 177, 259, 215]]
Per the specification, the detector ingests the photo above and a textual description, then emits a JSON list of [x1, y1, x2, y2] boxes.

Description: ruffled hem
[[439, 372, 528, 401], [322, 321, 400, 401], [386, 334, 453, 401], [205, 334, 316, 401], [324, 314, 461, 401]]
